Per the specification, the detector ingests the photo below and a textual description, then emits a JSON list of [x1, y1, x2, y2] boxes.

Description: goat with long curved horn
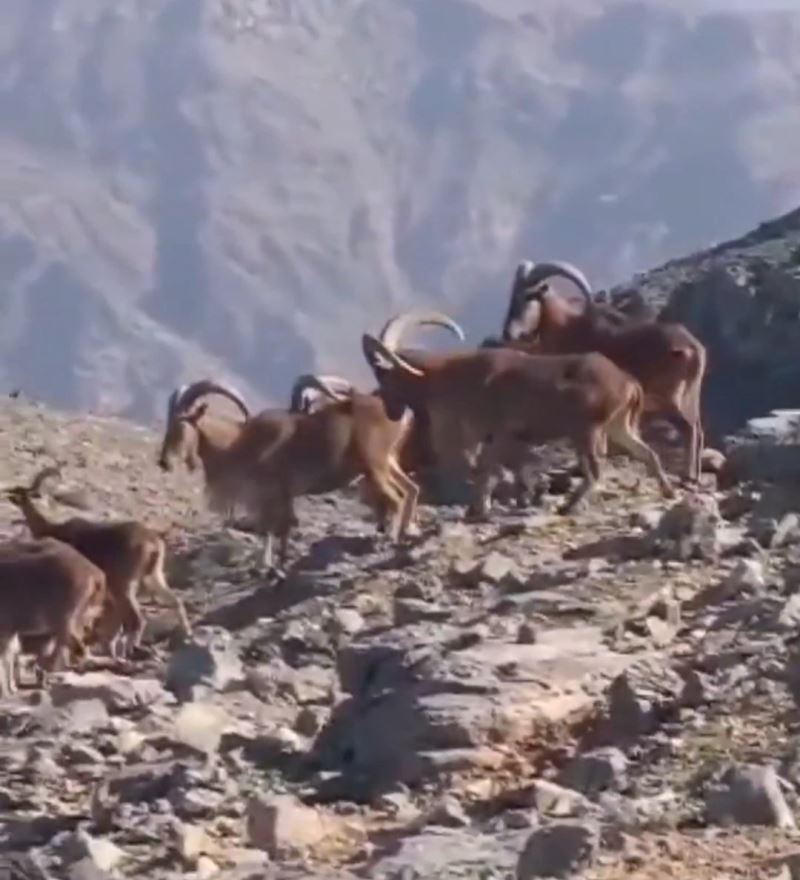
[[501, 260, 707, 482], [289, 375, 354, 414], [170, 379, 250, 420], [379, 309, 465, 353]]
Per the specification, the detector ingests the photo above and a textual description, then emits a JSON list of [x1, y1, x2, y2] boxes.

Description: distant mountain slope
[[2, 0, 800, 421]]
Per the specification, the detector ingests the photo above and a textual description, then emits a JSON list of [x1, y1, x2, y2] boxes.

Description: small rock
[[681, 670, 717, 707], [67, 858, 112, 880], [722, 559, 766, 598], [644, 616, 676, 647], [559, 748, 629, 797], [295, 706, 325, 737], [57, 831, 126, 873], [531, 780, 592, 818], [195, 856, 220, 879], [0, 855, 50, 880], [246, 793, 333, 857], [701, 448, 727, 474], [50, 672, 166, 712], [706, 764, 795, 829], [517, 622, 537, 645], [758, 513, 800, 549], [502, 810, 538, 830], [607, 673, 657, 740], [59, 743, 106, 767], [172, 702, 230, 755], [331, 608, 365, 637], [516, 821, 599, 879], [166, 627, 245, 701], [648, 494, 721, 560], [478, 551, 519, 585], [427, 796, 470, 828], [779, 593, 800, 630], [176, 823, 211, 866], [393, 597, 451, 626]]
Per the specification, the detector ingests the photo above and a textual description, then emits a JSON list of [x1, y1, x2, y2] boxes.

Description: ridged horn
[[167, 384, 188, 420], [518, 261, 593, 303], [378, 309, 465, 353], [289, 374, 353, 413], [170, 379, 250, 419], [362, 334, 424, 376], [29, 465, 62, 494]]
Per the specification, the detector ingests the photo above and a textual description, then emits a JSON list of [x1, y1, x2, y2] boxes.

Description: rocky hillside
[[3, 392, 800, 878], [3, 0, 800, 419]]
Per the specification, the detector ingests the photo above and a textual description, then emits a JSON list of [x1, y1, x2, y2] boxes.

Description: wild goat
[[501, 260, 707, 482], [0, 537, 106, 696], [362, 329, 675, 516], [6, 468, 190, 658], [159, 377, 419, 572]]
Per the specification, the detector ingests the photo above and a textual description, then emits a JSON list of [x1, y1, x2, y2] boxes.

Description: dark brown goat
[[362, 329, 674, 517], [501, 260, 706, 482]]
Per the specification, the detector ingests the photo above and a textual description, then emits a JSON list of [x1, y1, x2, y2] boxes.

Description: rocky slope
[[3, 0, 800, 419], [2, 396, 800, 878]]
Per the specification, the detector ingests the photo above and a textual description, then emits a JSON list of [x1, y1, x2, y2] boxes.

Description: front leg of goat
[[468, 438, 504, 520]]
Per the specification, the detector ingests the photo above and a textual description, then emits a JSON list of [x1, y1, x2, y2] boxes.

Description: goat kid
[[6, 467, 189, 659], [0, 537, 106, 696]]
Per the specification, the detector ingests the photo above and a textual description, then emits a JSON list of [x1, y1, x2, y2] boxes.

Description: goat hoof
[[265, 566, 287, 583], [465, 506, 490, 523]]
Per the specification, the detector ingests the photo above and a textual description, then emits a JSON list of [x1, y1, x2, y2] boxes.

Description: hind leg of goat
[[657, 391, 702, 484], [387, 459, 420, 538], [364, 470, 406, 542], [560, 433, 602, 515], [470, 437, 509, 519], [145, 561, 191, 637], [607, 410, 675, 499], [0, 635, 19, 697]]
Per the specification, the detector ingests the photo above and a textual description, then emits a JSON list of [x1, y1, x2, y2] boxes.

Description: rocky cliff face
[[2, 0, 800, 421]]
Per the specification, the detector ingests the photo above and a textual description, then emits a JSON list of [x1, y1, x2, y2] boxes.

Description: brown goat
[[362, 331, 674, 516], [6, 468, 190, 658], [501, 261, 706, 482], [158, 378, 418, 573], [0, 537, 106, 695]]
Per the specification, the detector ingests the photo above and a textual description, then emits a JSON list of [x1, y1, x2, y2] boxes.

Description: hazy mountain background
[[2, 0, 800, 422]]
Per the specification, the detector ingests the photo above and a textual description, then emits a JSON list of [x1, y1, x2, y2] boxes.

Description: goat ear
[[187, 402, 209, 424], [523, 282, 549, 301], [361, 334, 395, 372]]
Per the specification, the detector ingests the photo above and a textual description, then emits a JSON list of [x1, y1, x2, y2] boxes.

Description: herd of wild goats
[[0, 261, 706, 696]]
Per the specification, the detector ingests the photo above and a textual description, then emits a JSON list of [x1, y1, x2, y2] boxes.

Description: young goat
[[159, 377, 419, 573], [0, 537, 106, 695], [501, 261, 707, 482], [362, 328, 675, 517], [6, 468, 190, 658]]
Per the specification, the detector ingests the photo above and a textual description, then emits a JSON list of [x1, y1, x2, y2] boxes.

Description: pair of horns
[[289, 375, 354, 413], [167, 380, 250, 422], [514, 260, 593, 303], [378, 309, 465, 352]]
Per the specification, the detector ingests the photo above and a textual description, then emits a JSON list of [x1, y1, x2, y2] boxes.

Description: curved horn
[[289, 374, 353, 413], [171, 379, 250, 420], [519, 261, 593, 303], [378, 309, 465, 353], [168, 384, 188, 420], [362, 334, 424, 376], [29, 465, 62, 494], [515, 260, 535, 283]]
